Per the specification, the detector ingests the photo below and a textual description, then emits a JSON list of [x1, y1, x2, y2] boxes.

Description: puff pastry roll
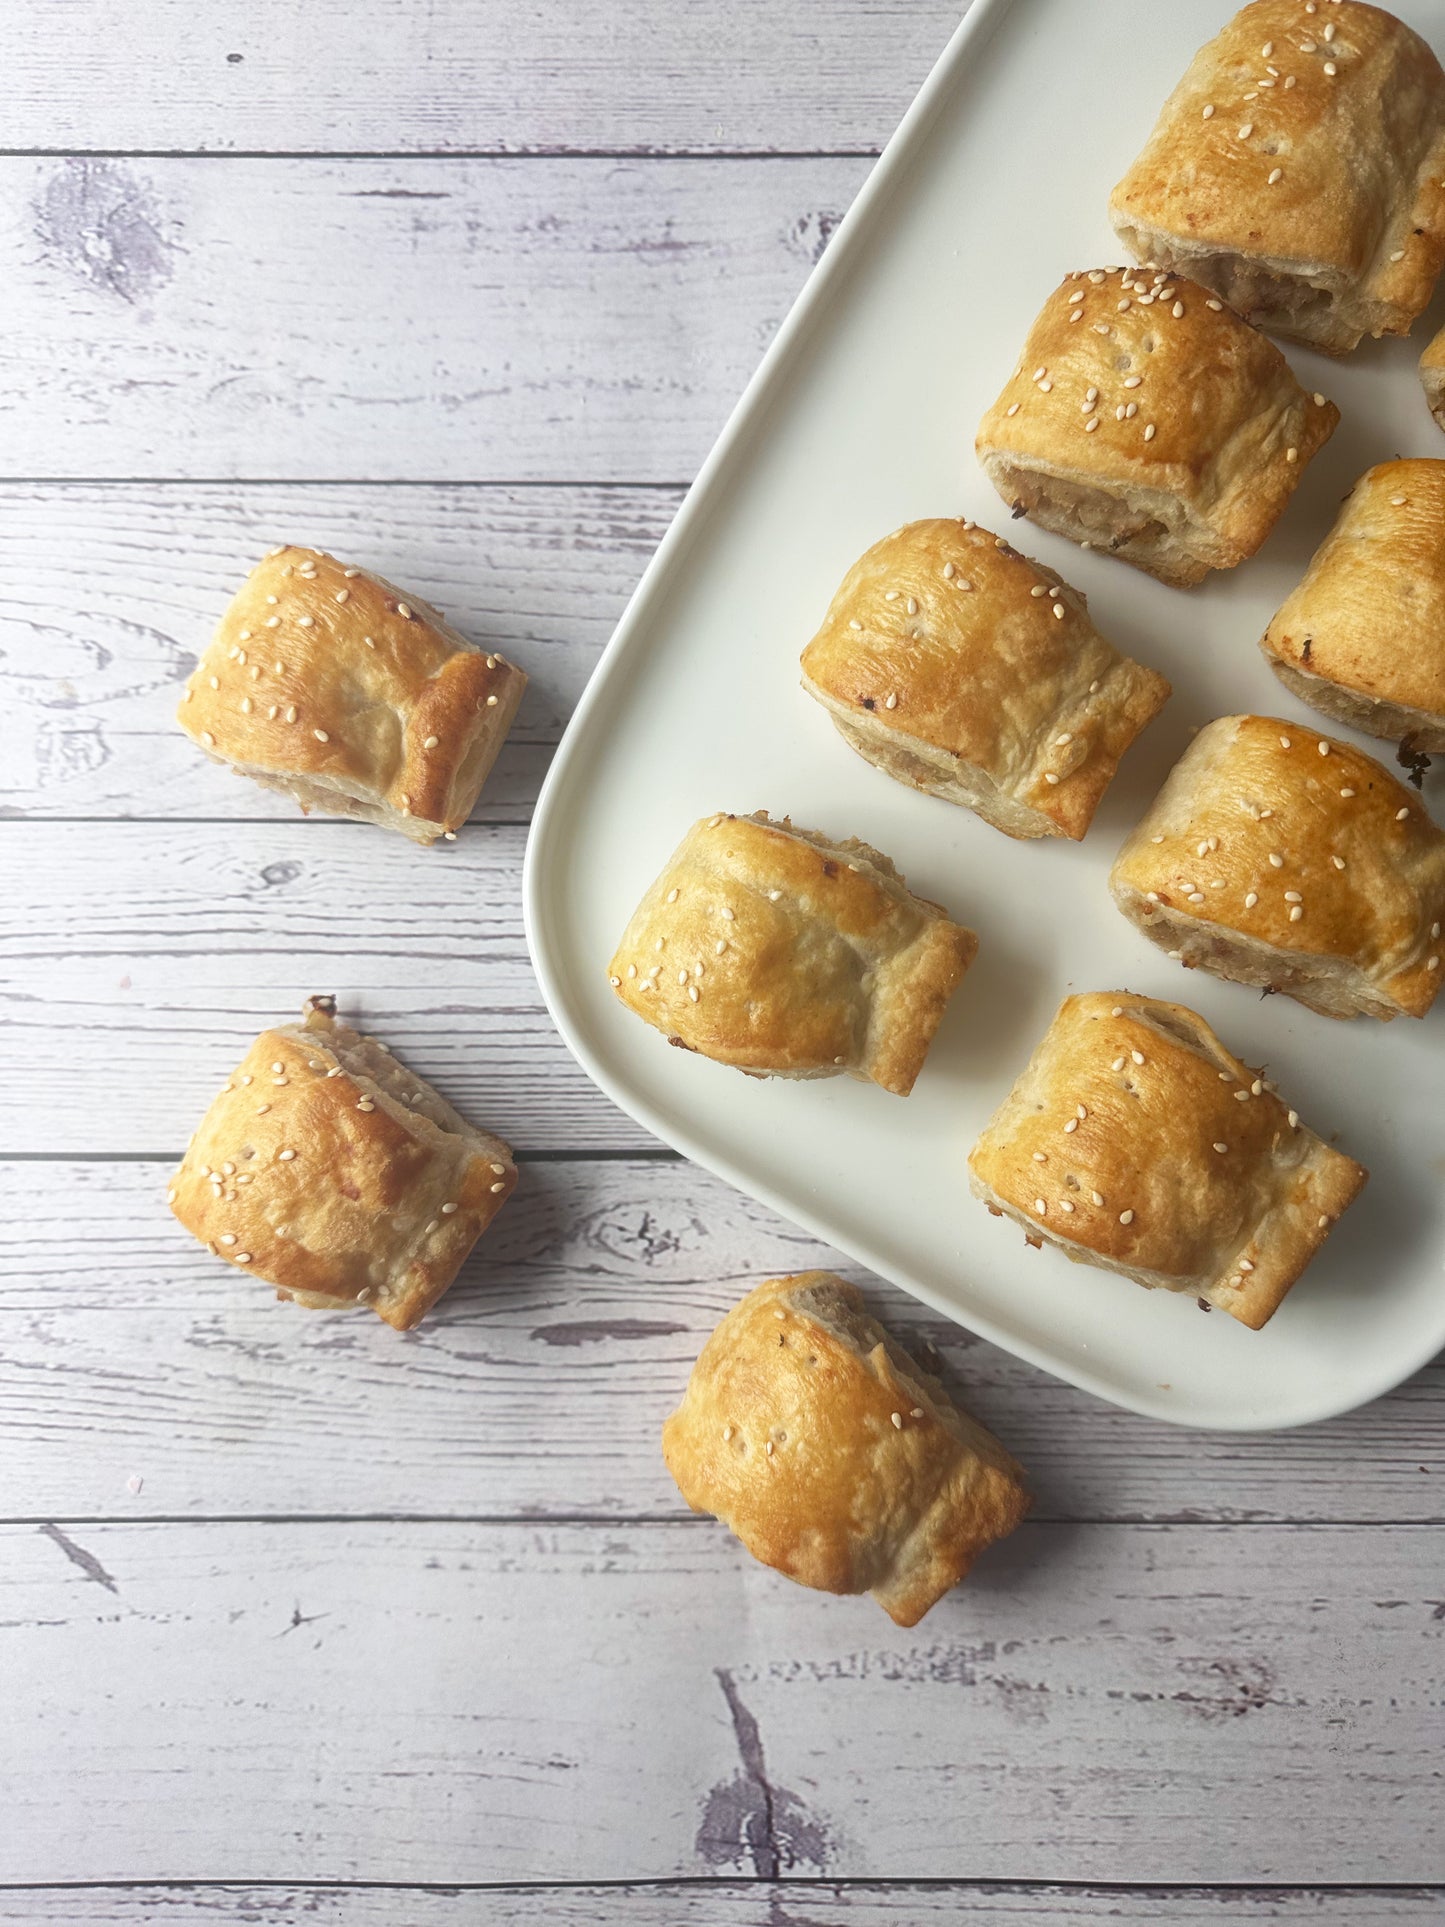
[[1111, 715, 1445, 1020], [976, 270, 1337, 587], [1260, 461, 1445, 752], [662, 1271, 1030, 1625], [608, 811, 977, 1095], [799, 518, 1170, 839], [178, 546, 527, 844], [1110, 0, 1445, 355], [1421, 325, 1445, 429], [167, 998, 517, 1330], [968, 992, 1366, 1329]]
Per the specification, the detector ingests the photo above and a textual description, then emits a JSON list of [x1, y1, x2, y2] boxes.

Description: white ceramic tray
[[525, 0, 1445, 1429]]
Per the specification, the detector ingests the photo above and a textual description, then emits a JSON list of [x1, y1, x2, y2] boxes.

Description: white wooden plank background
[[1, 0, 1441, 1918]]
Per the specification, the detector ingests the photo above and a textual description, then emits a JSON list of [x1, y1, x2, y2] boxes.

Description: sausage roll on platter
[[1110, 1, 1445, 355], [799, 516, 1171, 839], [1260, 460, 1445, 752], [1111, 715, 1445, 1021], [662, 1271, 1030, 1625], [168, 998, 518, 1330], [968, 991, 1367, 1330], [178, 545, 527, 844], [607, 811, 978, 1095], [976, 269, 1337, 587]]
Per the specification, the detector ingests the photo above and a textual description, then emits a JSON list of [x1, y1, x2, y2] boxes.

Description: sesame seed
[[1044, 772, 1061, 785], [1323, 20, 1335, 38], [1056, 733, 1073, 747], [1084, 417, 1099, 433], [208, 675, 219, 691], [285, 705, 298, 723], [885, 692, 898, 710], [847, 619, 862, 631], [1123, 375, 1142, 388], [1030, 583, 1048, 597], [397, 602, 413, 620], [1039, 379, 1054, 392], [1088, 270, 1105, 284], [356, 1098, 375, 1112], [1202, 103, 1215, 118], [715, 940, 727, 955], [890, 1411, 903, 1429], [885, 590, 899, 602], [1288, 1110, 1300, 1129], [1238, 122, 1254, 138], [1064, 1118, 1078, 1133], [1131, 1050, 1144, 1065], [1340, 787, 1355, 798], [687, 985, 700, 1003], [1112, 1056, 1126, 1071], [335, 589, 350, 604], [1284, 890, 1302, 903], [1318, 741, 1330, 756], [1262, 39, 1273, 54], [1007, 402, 1020, 415], [1172, 300, 1185, 317], [1119, 1210, 1134, 1225], [220, 1233, 237, 1245], [297, 615, 314, 629], [234, 1253, 251, 1264], [1206, 298, 1224, 311], [1068, 289, 1085, 305], [666, 887, 679, 903], [1318, 1216, 1330, 1230], [1323, 60, 1336, 74], [1034, 1199, 1047, 1215], [1144, 423, 1156, 441], [490, 1180, 507, 1193], [1268, 852, 1284, 869], [423, 734, 439, 749], [1052, 601, 1066, 619], [1033, 1151, 1047, 1163], [200, 730, 216, 746], [723, 1425, 734, 1441], [1430, 957, 1441, 972], [1289, 906, 1303, 922], [313, 728, 329, 742], [1397, 806, 1410, 821], [1188, 891, 1205, 904]]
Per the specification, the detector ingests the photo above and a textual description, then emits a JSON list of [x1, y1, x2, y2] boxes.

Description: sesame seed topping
[[234, 1253, 251, 1264], [1323, 60, 1336, 74], [423, 734, 439, 749], [1284, 890, 1302, 903], [1144, 423, 1156, 441], [1084, 416, 1099, 433], [765, 1441, 774, 1456], [1396, 806, 1410, 821], [885, 692, 898, 710], [1340, 787, 1355, 798], [1318, 741, 1330, 756], [1206, 298, 1224, 311], [1318, 1216, 1330, 1230], [1112, 1056, 1126, 1071], [297, 615, 314, 629], [397, 602, 413, 620], [1429, 957, 1441, 972], [1064, 1118, 1078, 1134], [1269, 852, 1284, 868], [1044, 772, 1060, 785], [490, 1180, 507, 1193], [723, 1425, 734, 1441], [1091, 1191, 1104, 1206], [335, 589, 350, 604], [1033, 1151, 1047, 1163], [1123, 375, 1142, 388], [1131, 1050, 1145, 1066], [687, 985, 700, 1003], [1331, 855, 1346, 871], [1007, 402, 1020, 415], [1261, 39, 1273, 54], [1213, 1142, 1228, 1154], [1289, 905, 1303, 922], [313, 728, 329, 742], [1060, 1199, 1075, 1213], [200, 730, 215, 746], [1238, 122, 1253, 138], [1202, 103, 1215, 118], [1288, 1110, 1300, 1130], [1172, 300, 1185, 317], [890, 1411, 903, 1429], [356, 1097, 375, 1112], [1030, 583, 1048, 597], [1119, 1210, 1134, 1225], [1052, 601, 1066, 619], [1034, 1199, 1047, 1216]]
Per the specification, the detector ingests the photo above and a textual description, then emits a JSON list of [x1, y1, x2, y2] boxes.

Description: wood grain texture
[[2, 1159, 1440, 1526], [4, 1886, 1441, 1925], [2, 1520, 1441, 1883], [0, 482, 677, 821], [0, 820, 646, 1152], [4, 155, 867, 482], [0, 0, 963, 156]]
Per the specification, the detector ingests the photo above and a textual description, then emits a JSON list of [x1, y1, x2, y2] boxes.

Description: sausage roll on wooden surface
[[968, 991, 1367, 1329], [976, 270, 1336, 587], [1110, 715, 1445, 1020], [1110, 0, 1445, 354], [662, 1271, 1030, 1625], [168, 998, 518, 1330], [1261, 460, 1445, 752], [799, 517, 1170, 838], [178, 546, 527, 844], [608, 812, 977, 1095]]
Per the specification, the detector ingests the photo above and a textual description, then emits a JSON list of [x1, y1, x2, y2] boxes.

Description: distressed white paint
[[0, 482, 676, 820], [2, 1520, 1441, 1883], [0, 0, 963, 155], [3, 155, 867, 481], [3, 1887, 1440, 1926], [1, 1159, 1439, 1525]]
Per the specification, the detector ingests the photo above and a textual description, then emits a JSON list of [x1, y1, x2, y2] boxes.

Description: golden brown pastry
[[178, 546, 527, 844], [167, 998, 517, 1330], [976, 270, 1337, 587], [608, 812, 977, 1095], [1261, 461, 1445, 751], [1110, 715, 1445, 1020], [968, 992, 1367, 1329], [1421, 324, 1445, 428], [1110, 0, 1445, 355], [799, 518, 1170, 838], [662, 1271, 1030, 1625]]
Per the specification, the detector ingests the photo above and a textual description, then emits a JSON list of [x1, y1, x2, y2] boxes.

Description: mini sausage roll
[[1421, 324, 1445, 429], [976, 270, 1337, 587], [167, 998, 518, 1330], [1110, 1, 1445, 355], [178, 546, 527, 844], [799, 518, 1170, 839], [1110, 715, 1445, 1020], [662, 1271, 1030, 1625], [1260, 461, 1445, 753], [968, 992, 1367, 1329], [608, 812, 977, 1095]]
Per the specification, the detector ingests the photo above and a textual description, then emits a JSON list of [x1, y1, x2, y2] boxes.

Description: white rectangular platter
[[525, 0, 1445, 1429]]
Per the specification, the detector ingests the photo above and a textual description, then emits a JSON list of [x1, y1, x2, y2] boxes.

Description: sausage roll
[[799, 518, 1171, 839], [1109, 1, 1445, 355], [167, 998, 518, 1330], [968, 992, 1367, 1329], [607, 811, 977, 1095], [178, 546, 527, 844], [1260, 461, 1445, 752], [662, 1271, 1030, 1626], [976, 270, 1337, 587], [1421, 324, 1445, 429], [1110, 715, 1445, 1020]]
